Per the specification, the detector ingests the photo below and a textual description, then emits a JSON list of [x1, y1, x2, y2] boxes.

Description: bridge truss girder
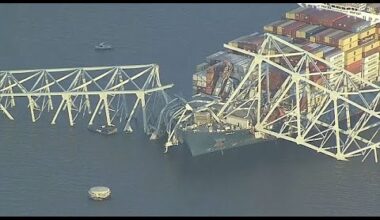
[[0, 64, 172, 135]]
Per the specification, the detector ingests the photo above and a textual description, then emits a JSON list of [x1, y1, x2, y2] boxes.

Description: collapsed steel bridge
[[153, 33, 380, 163], [1, 34, 380, 163], [0, 64, 172, 134]]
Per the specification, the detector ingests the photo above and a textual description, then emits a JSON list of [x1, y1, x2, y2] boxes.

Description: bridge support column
[[27, 95, 36, 122], [137, 91, 147, 133], [64, 94, 74, 126], [124, 94, 141, 133], [100, 93, 111, 126], [88, 95, 102, 126]]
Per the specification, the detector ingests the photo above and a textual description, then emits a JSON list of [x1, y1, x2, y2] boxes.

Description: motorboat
[[95, 42, 113, 50]]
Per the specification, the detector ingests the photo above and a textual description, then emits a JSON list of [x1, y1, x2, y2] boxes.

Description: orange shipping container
[[345, 60, 362, 74]]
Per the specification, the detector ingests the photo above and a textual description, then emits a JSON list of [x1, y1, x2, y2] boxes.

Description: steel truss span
[[0, 64, 172, 135], [155, 33, 380, 163]]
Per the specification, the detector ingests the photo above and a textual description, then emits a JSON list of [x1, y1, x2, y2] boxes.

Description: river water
[[0, 3, 379, 216]]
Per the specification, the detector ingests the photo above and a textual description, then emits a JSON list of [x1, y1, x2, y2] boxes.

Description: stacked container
[[332, 16, 371, 33], [295, 24, 326, 39], [228, 33, 265, 53], [195, 5, 380, 97], [324, 48, 345, 69]]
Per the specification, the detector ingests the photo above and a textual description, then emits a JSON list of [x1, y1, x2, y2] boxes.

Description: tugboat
[[88, 124, 118, 135], [95, 42, 113, 50]]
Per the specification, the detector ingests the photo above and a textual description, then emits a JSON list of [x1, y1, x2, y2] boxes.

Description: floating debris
[[88, 186, 111, 200]]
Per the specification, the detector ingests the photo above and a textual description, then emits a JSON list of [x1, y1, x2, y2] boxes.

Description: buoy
[[88, 186, 111, 200]]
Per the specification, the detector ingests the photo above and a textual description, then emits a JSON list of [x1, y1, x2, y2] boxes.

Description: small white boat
[[95, 42, 113, 50]]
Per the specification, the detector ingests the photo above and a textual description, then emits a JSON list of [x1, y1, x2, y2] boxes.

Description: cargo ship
[[165, 3, 380, 157]]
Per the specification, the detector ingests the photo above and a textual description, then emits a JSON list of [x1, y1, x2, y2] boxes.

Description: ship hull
[[179, 128, 273, 156]]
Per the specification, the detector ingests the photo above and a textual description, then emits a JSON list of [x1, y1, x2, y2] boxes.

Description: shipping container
[[324, 48, 344, 68], [277, 20, 298, 35], [211, 52, 246, 65], [362, 39, 380, 53], [261, 66, 288, 92], [196, 62, 209, 72], [359, 34, 377, 45], [326, 30, 352, 46], [285, 7, 307, 20], [229, 33, 265, 53], [324, 29, 344, 44], [295, 24, 326, 39], [345, 59, 362, 74], [309, 45, 326, 58], [233, 58, 252, 77], [310, 28, 337, 44], [206, 51, 227, 65], [358, 25, 377, 39], [282, 21, 307, 38], [345, 54, 362, 66], [332, 15, 371, 33], [325, 32, 358, 50], [363, 64, 379, 80], [264, 20, 288, 33], [339, 40, 359, 51], [362, 53, 379, 74], [291, 7, 315, 23], [346, 46, 363, 60], [363, 47, 380, 58], [318, 11, 346, 27]]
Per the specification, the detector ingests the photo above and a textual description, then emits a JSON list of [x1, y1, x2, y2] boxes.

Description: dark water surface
[[0, 3, 379, 216]]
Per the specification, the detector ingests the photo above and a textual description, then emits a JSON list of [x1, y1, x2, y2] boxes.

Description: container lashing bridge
[[154, 33, 380, 163]]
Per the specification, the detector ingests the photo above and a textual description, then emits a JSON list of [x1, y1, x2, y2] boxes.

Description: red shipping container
[[282, 21, 307, 37], [309, 10, 329, 25], [309, 61, 328, 74], [296, 8, 316, 23], [237, 35, 265, 52], [261, 67, 288, 92], [345, 60, 362, 74], [332, 15, 366, 32], [319, 12, 346, 27]]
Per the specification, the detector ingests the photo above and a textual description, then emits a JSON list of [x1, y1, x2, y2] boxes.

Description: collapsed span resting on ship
[[1, 3, 380, 163], [149, 3, 380, 163]]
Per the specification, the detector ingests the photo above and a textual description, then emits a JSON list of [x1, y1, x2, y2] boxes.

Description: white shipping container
[[364, 54, 379, 63], [193, 74, 198, 81], [363, 66, 379, 78], [363, 58, 379, 69]]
